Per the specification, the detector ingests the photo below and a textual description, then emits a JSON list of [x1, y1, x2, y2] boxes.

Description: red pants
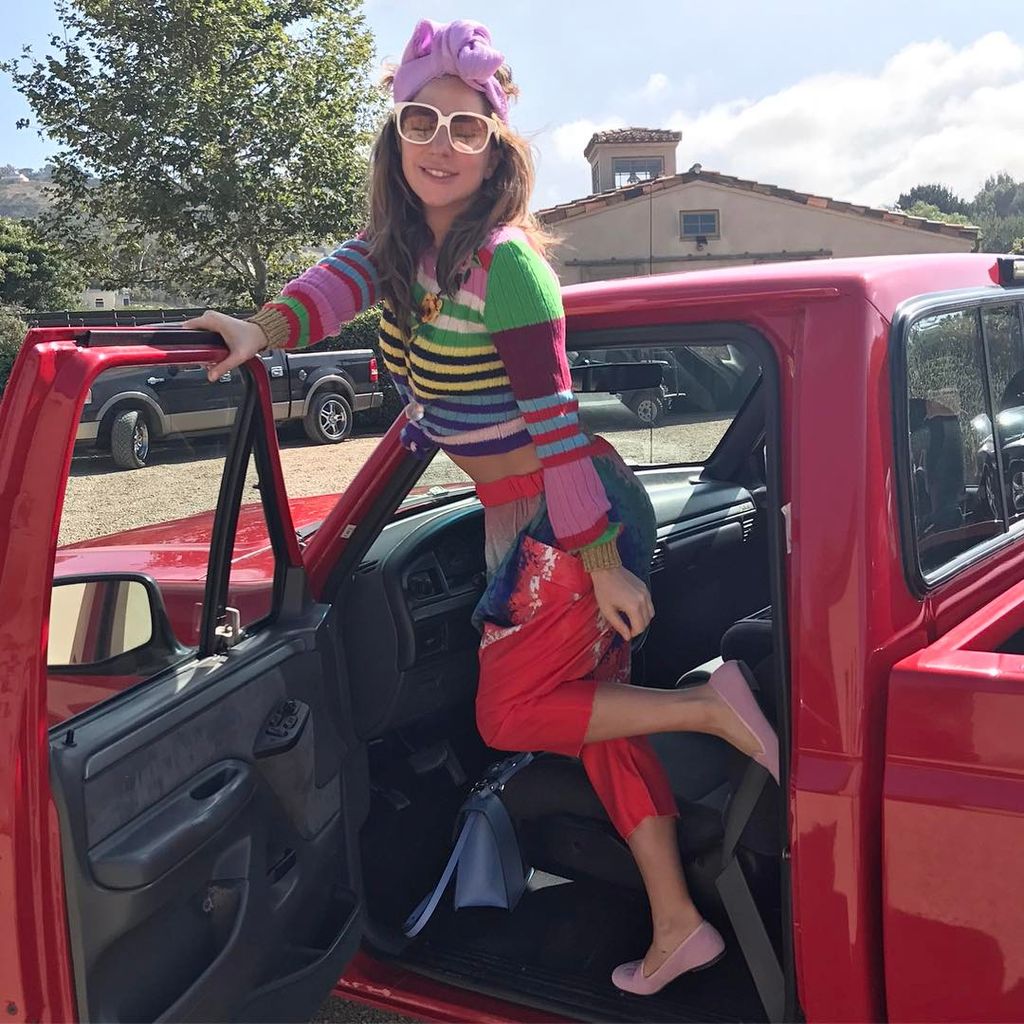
[[475, 533, 678, 839]]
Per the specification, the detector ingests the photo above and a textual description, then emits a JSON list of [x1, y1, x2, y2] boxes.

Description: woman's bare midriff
[[447, 441, 543, 484]]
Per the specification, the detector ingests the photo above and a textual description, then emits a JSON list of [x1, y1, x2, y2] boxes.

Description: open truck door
[[883, 578, 1024, 1022], [0, 326, 367, 1022]]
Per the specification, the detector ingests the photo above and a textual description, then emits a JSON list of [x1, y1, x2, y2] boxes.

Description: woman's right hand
[[180, 310, 269, 382]]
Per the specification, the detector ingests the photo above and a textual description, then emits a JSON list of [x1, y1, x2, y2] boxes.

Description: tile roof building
[[538, 129, 980, 285]]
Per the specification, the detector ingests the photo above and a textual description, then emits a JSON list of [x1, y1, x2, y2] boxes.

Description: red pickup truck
[[2, 252, 1024, 1024]]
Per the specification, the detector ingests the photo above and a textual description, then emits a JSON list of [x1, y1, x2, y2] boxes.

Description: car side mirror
[[48, 573, 186, 673]]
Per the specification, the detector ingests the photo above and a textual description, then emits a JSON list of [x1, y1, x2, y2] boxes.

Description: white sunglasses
[[394, 102, 500, 155]]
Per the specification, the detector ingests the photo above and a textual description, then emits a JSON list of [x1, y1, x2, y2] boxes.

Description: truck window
[[981, 305, 1024, 524], [905, 307, 1007, 577], [413, 337, 763, 491], [50, 364, 278, 726]]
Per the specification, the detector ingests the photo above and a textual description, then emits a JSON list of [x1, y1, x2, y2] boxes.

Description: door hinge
[[215, 607, 242, 649]]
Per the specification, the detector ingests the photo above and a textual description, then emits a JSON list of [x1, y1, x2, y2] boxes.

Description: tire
[[304, 391, 353, 444], [110, 408, 151, 470], [1009, 459, 1024, 514], [627, 389, 665, 427]]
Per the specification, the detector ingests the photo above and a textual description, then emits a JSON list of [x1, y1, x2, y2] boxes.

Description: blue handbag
[[403, 752, 534, 938]]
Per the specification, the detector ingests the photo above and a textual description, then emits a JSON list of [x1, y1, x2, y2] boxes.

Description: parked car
[[5, 253, 1024, 1024], [78, 345, 380, 469], [569, 344, 757, 426], [31, 310, 382, 468]]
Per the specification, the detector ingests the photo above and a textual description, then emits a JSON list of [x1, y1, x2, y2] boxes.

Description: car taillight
[[369, 356, 378, 384]]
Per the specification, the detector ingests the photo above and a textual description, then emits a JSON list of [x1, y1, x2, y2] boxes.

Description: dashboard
[[340, 471, 761, 740]]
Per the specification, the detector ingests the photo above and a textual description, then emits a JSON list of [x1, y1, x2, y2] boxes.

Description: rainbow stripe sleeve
[[483, 236, 615, 552], [249, 237, 380, 350]]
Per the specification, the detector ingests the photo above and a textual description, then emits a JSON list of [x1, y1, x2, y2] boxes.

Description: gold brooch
[[419, 292, 443, 324]]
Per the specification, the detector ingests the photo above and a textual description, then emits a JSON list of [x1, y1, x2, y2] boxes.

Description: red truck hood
[[55, 493, 341, 581], [53, 481, 475, 580]]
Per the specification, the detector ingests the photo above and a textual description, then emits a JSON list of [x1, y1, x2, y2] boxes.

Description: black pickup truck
[[31, 309, 382, 469]]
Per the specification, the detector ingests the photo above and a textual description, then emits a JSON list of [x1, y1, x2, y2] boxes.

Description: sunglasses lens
[[450, 114, 491, 154], [398, 104, 439, 143]]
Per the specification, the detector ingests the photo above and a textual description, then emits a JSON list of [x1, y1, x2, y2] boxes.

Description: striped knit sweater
[[249, 226, 620, 560]]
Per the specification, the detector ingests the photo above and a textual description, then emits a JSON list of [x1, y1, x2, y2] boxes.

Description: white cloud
[[531, 116, 625, 208], [549, 117, 626, 163], [664, 32, 1024, 207], [531, 32, 1024, 211], [640, 73, 670, 100]]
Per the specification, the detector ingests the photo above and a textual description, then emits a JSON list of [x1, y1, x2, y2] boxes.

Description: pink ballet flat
[[612, 920, 726, 995], [708, 660, 780, 784]]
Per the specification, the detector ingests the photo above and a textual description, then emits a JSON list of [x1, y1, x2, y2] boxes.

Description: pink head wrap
[[392, 19, 509, 123]]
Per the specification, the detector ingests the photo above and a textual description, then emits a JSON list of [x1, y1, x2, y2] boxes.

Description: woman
[[184, 18, 778, 995]]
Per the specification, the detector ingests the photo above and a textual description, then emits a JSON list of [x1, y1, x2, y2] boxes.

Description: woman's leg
[[579, 731, 705, 976], [584, 678, 767, 759], [627, 815, 705, 975], [476, 536, 756, 981]]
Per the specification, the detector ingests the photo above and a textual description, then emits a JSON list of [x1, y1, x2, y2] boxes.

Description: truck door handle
[[87, 760, 254, 889]]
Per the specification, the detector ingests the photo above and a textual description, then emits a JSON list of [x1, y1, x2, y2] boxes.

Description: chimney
[[584, 128, 681, 194]]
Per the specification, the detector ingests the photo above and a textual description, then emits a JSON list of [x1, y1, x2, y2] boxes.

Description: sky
[[1, 1, 1022, 211]]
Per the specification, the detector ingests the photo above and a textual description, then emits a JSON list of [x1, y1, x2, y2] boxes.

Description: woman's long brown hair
[[366, 67, 554, 334]]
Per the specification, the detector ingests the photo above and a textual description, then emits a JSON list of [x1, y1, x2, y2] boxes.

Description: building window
[[613, 157, 663, 188], [94, 298, 104, 308], [680, 210, 720, 239], [591, 163, 600, 194]]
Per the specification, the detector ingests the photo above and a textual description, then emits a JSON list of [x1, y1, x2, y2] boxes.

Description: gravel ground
[[61, 401, 732, 546], [313, 996, 418, 1023]]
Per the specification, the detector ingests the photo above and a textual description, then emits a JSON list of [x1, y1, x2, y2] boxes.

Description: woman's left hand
[[590, 566, 655, 643]]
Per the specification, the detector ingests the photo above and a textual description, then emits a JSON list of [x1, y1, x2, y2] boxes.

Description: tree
[[968, 174, 1024, 253], [972, 173, 1024, 220], [895, 174, 1024, 254], [0, 307, 28, 397], [0, 216, 83, 310], [3, 0, 385, 307], [897, 183, 969, 216], [902, 201, 974, 227]]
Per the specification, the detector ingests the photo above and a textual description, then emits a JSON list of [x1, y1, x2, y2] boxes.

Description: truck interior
[[340, 324, 793, 1023]]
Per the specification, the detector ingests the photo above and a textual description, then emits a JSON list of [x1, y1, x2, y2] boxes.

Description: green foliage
[[902, 201, 974, 226], [2, 0, 387, 307], [896, 174, 1024, 253], [973, 211, 1024, 255], [0, 306, 29, 397], [972, 173, 1024, 219], [0, 216, 83, 309], [898, 183, 969, 216]]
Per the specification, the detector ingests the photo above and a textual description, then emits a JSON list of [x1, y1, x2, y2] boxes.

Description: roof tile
[[583, 127, 682, 159], [537, 168, 980, 241]]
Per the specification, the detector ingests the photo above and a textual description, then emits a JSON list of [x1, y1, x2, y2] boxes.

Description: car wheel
[[304, 391, 353, 444], [1010, 460, 1024, 513], [627, 390, 665, 427], [110, 408, 151, 470]]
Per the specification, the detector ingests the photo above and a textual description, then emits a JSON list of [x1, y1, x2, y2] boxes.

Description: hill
[[0, 178, 51, 220]]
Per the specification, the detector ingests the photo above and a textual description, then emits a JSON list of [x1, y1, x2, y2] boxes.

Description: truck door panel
[[0, 329, 367, 1023], [884, 579, 1024, 1022]]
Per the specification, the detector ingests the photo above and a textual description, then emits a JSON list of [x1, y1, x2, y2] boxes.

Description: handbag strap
[[402, 820, 473, 938]]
